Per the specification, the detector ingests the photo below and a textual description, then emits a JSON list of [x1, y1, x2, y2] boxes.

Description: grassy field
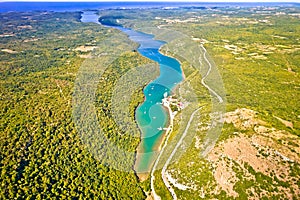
[[107, 5, 300, 199], [160, 6, 299, 199]]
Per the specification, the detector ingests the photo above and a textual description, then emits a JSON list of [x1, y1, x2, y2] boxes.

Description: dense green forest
[[0, 11, 147, 199], [1, 5, 300, 200]]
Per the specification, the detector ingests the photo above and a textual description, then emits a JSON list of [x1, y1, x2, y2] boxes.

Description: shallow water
[[119, 27, 183, 172]]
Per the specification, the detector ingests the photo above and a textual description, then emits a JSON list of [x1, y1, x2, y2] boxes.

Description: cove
[[81, 12, 183, 172]]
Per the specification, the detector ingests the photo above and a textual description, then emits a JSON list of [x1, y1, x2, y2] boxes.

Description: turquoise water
[[117, 27, 183, 171], [80, 11, 183, 172]]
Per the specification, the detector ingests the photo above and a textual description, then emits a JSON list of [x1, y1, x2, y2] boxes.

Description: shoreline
[[134, 52, 185, 180], [159, 47, 186, 80], [109, 24, 185, 180], [149, 96, 180, 200], [135, 95, 179, 181]]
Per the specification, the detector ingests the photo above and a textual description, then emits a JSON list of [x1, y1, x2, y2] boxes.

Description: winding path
[[150, 101, 174, 200], [200, 44, 224, 104], [161, 107, 202, 200], [156, 44, 224, 199]]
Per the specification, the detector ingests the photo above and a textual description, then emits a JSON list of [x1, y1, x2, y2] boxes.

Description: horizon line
[[1, 0, 300, 3]]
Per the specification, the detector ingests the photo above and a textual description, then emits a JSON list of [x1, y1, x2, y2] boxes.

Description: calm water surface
[[81, 11, 183, 172]]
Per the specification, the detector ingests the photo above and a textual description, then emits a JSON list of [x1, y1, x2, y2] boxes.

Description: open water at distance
[[1, 2, 296, 13]]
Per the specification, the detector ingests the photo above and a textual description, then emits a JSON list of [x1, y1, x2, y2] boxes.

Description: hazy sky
[[1, 0, 300, 2]]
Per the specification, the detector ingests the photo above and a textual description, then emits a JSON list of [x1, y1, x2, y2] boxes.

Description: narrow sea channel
[[81, 11, 183, 172]]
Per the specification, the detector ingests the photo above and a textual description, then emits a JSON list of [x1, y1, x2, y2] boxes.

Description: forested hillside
[[0, 11, 146, 199]]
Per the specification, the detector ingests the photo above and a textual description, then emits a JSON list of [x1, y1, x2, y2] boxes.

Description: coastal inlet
[[81, 11, 184, 173]]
